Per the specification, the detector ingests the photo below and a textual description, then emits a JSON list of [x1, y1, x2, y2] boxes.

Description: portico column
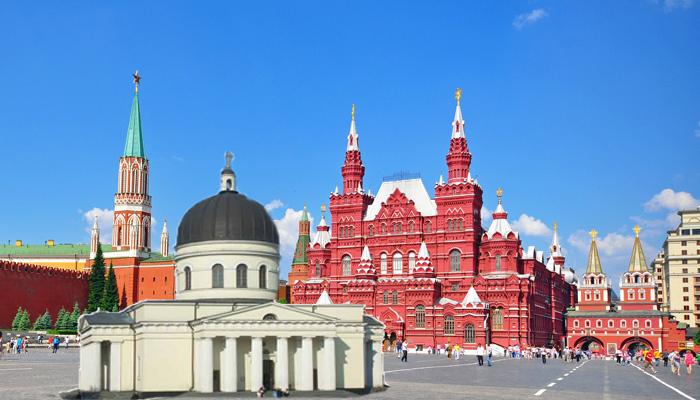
[[299, 336, 314, 391], [79, 341, 102, 392], [320, 336, 336, 390], [251, 336, 264, 392], [109, 342, 122, 391], [372, 339, 384, 388], [275, 337, 289, 390], [222, 337, 238, 392], [196, 337, 214, 393]]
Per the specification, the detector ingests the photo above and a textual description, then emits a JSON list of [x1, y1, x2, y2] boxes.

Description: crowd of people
[[617, 347, 698, 376], [0, 333, 77, 355]]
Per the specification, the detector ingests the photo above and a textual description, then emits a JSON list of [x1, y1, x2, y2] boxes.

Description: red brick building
[[292, 91, 577, 352], [566, 227, 686, 354]]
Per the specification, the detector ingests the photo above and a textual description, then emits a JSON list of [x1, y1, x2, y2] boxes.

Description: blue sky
[[0, 1, 698, 281]]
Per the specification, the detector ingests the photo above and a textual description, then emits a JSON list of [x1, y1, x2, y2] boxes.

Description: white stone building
[[78, 154, 385, 395]]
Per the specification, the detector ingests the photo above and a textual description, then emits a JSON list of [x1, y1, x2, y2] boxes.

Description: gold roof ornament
[[633, 224, 641, 237], [351, 104, 355, 121], [455, 88, 462, 105], [589, 229, 598, 240], [496, 187, 503, 204], [133, 70, 141, 93], [585, 229, 603, 275], [628, 225, 648, 273], [553, 222, 558, 232], [321, 204, 327, 214]]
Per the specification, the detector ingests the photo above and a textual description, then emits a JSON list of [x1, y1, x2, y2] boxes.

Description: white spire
[[452, 88, 466, 139], [346, 104, 359, 151], [333, 185, 339, 195], [357, 182, 363, 193], [90, 216, 100, 256], [438, 175, 444, 185], [318, 213, 327, 227], [162, 219, 168, 234], [316, 289, 333, 304], [361, 245, 372, 261], [418, 241, 430, 258], [550, 222, 562, 257], [462, 286, 483, 307], [160, 219, 170, 257], [92, 216, 99, 230]]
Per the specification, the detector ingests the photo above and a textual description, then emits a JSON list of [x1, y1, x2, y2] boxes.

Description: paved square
[[1, 349, 698, 399]]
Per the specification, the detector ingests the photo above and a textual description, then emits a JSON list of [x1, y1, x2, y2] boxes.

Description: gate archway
[[573, 336, 604, 353], [620, 336, 654, 353]]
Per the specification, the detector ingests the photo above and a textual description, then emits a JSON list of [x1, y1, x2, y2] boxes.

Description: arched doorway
[[573, 336, 604, 353], [620, 337, 654, 354]]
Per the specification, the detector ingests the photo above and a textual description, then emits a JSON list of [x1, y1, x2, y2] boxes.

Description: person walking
[[541, 347, 547, 364], [400, 340, 408, 363], [615, 348, 622, 365], [454, 344, 461, 360], [476, 343, 484, 366], [662, 351, 669, 367], [684, 351, 694, 375], [446, 343, 452, 359], [396, 339, 402, 359], [669, 351, 681, 375], [653, 349, 661, 367], [643, 350, 657, 373], [486, 344, 493, 367], [52, 336, 60, 354], [16, 336, 22, 354]]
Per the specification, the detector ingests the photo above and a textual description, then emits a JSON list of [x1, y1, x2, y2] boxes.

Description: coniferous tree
[[11, 307, 23, 330], [19, 310, 30, 331], [101, 262, 119, 312], [55, 308, 67, 330], [34, 310, 52, 330], [87, 243, 106, 312], [695, 328, 700, 346], [69, 302, 81, 330]]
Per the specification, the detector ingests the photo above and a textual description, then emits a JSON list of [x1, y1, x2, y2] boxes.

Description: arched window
[[645, 319, 651, 328], [263, 313, 277, 321], [143, 173, 148, 193], [380, 253, 388, 274], [393, 253, 403, 274], [450, 250, 461, 272], [629, 291, 635, 300], [492, 307, 504, 330], [464, 324, 475, 343], [639, 290, 645, 300], [342, 255, 351, 276], [383, 291, 388, 304], [117, 225, 123, 246], [584, 320, 591, 328], [457, 219, 463, 230], [212, 264, 224, 288], [236, 264, 247, 288], [259, 265, 267, 289], [349, 226, 354, 237], [415, 305, 425, 328], [633, 320, 639, 328], [408, 252, 416, 274], [425, 221, 431, 233], [574, 320, 579, 328], [447, 220, 453, 231], [596, 320, 602, 328], [608, 320, 614, 328], [635, 275, 640, 283], [368, 225, 374, 236], [143, 225, 149, 248], [184, 267, 192, 291], [315, 261, 321, 277], [408, 221, 414, 232], [444, 316, 455, 335], [131, 169, 138, 193], [392, 291, 398, 304], [396, 223, 402, 233], [381, 223, 387, 234], [620, 320, 627, 328], [495, 255, 502, 271]]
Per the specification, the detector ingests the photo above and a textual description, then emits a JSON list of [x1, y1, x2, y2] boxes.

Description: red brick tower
[[479, 188, 522, 274], [288, 205, 311, 300], [619, 226, 657, 311], [576, 230, 613, 311]]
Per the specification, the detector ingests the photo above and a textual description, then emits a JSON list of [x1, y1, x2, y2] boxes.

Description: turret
[[160, 220, 169, 257], [413, 241, 436, 278], [547, 222, 565, 271], [446, 88, 472, 184], [341, 104, 365, 194], [306, 204, 332, 279], [355, 245, 377, 279], [90, 216, 100, 257], [576, 229, 612, 311], [619, 225, 656, 310], [220, 151, 236, 192], [479, 188, 521, 274]]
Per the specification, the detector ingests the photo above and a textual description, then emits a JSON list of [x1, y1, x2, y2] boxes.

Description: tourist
[[401, 340, 408, 363], [642, 350, 657, 373], [662, 351, 669, 367], [575, 348, 581, 363], [476, 343, 484, 366], [541, 348, 547, 364], [615, 348, 622, 365], [446, 343, 452, 359], [653, 349, 661, 367], [52, 336, 60, 353], [669, 351, 681, 375], [257, 386, 266, 397], [486, 343, 493, 367], [396, 339, 402, 359], [454, 344, 460, 360], [16, 336, 22, 354], [684, 351, 694, 375]]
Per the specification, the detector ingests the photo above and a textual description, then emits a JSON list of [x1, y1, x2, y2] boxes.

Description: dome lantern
[[220, 151, 236, 192]]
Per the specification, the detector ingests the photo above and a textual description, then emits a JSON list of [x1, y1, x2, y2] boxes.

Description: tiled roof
[[0, 243, 112, 257]]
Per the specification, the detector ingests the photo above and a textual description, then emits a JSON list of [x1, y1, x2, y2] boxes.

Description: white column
[[251, 336, 264, 392], [372, 339, 384, 388], [196, 338, 214, 393], [109, 342, 122, 391], [222, 337, 238, 392], [320, 336, 336, 390], [298, 336, 314, 391], [275, 337, 289, 390], [79, 341, 102, 392]]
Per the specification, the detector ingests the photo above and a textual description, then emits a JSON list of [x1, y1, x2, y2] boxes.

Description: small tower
[[355, 245, 377, 279], [619, 226, 657, 311], [413, 242, 436, 278], [220, 151, 236, 192], [90, 216, 100, 257], [305, 204, 332, 279], [288, 205, 312, 297], [479, 188, 521, 274], [160, 219, 169, 257], [341, 104, 365, 194], [576, 229, 613, 311], [548, 222, 566, 270], [446, 88, 472, 184], [112, 70, 152, 255]]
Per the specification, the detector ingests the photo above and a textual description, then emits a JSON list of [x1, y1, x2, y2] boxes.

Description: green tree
[[55, 308, 68, 330], [11, 307, 23, 330], [87, 243, 106, 312], [33, 310, 52, 330], [101, 262, 119, 312], [69, 302, 81, 330], [695, 327, 700, 346], [18, 310, 30, 331]]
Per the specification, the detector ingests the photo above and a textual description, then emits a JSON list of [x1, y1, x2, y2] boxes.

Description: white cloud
[[273, 208, 314, 278], [511, 214, 551, 236], [567, 230, 635, 258], [83, 208, 113, 243], [481, 206, 492, 224], [265, 199, 284, 212], [513, 9, 548, 29], [694, 121, 700, 138], [644, 189, 699, 212], [662, 0, 694, 11]]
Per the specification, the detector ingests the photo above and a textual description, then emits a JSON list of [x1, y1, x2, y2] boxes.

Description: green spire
[[585, 229, 603, 275], [628, 225, 648, 273], [292, 205, 310, 266], [123, 71, 145, 158], [301, 204, 309, 222]]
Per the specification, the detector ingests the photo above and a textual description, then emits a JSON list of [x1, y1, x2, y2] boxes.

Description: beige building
[[654, 206, 700, 327], [78, 155, 385, 395]]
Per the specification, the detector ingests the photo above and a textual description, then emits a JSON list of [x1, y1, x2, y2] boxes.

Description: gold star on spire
[[133, 70, 141, 93], [633, 225, 641, 237], [553, 222, 558, 232], [351, 104, 355, 121], [455, 88, 462, 105], [496, 187, 503, 204], [590, 229, 598, 240]]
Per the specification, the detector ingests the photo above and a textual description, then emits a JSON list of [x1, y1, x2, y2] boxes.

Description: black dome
[[177, 191, 279, 246]]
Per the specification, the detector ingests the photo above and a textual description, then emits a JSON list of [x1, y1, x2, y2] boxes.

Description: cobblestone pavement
[[1, 350, 698, 399]]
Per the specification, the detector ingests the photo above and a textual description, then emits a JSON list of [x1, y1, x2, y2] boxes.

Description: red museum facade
[[293, 91, 577, 352]]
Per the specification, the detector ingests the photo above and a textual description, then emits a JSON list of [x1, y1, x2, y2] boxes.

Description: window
[[452, 283, 459, 291], [393, 253, 403, 274], [392, 291, 398, 304], [684, 305, 690, 311], [682, 241, 687, 246], [492, 307, 503, 330], [683, 268, 689, 273], [212, 264, 224, 288], [596, 320, 602, 328], [380, 253, 388, 274], [683, 260, 688, 264], [263, 313, 277, 321], [595, 292, 600, 300], [415, 305, 425, 328], [236, 264, 247, 288], [450, 250, 461, 272], [584, 320, 591, 328], [633, 320, 639, 328], [495, 255, 502, 271], [184, 267, 192, 291], [629, 291, 635, 300], [381, 223, 387, 234], [645, 320, 651, 328], [683, 287, 689, 292], [383, 291, 388, 304], [574, 320, 579, 328], [681, 229, 690, 235], [682, 250, 688, 255], [620, 320, 627, 328], [425, 221, 431, 233], [408, 252, 416, 274], [464, 324, 475, 343], [608, 320, 614, 328], [408, 221, 415, 232], [368, 225, 374, 236], [639, 290, 645, 300], [315, 261, 321, 277], [259, 265, 267, 289], [684, 296, 689, 301], [444, 316, 455, 335], [683, 278, 689, 283], [342, 255, 352, 276]]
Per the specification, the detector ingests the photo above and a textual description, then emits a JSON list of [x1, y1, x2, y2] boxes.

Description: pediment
[[204, 302, 337, 323]]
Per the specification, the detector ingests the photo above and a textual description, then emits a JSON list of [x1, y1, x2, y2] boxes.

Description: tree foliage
[[87, 243, 106, 312], [101, 263, 119, 312]]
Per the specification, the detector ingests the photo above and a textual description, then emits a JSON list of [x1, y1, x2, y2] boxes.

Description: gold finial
[[633, 225, 641, 237], [455, 88, 462, 105], [496, 187, 503, 204], [553, 222, 558, 232], [351, 104, 355, 121], [321, 204, 327, 214], [590, 229, 598, 240], [133, 70, 141, 93]]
